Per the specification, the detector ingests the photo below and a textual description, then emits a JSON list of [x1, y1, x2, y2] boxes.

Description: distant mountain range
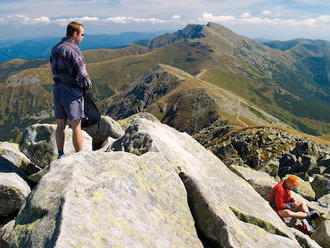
[[1, 23, 330, 142], [0, 31, 164, 62]]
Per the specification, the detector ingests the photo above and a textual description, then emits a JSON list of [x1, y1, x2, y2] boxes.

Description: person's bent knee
[[278, 209, 292, 218]]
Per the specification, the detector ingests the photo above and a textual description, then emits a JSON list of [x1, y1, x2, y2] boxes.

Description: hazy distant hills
[[264, 39, 330, 89], [0, 31, 163, 62], [1, 22, 330, 142]]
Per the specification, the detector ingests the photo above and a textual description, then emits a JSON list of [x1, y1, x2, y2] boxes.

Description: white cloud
[[199, 12, 235, 22], [52, 16, 99, 26], [172, 15, 181, 20], [0, 15, 50, 25], [261, 10, 271, 15], [198, 12, 330, 27], [241, 12, 251, 18], [106, 16, 168, 24], [318, 15, 330, 23], [0, 14, 100, 26]]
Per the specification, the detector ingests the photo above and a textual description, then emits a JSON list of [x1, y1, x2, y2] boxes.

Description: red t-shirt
[[269, 181, 294, 212]]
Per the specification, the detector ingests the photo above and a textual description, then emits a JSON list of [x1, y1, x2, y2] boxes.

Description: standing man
[[50, 22, 92, 159]]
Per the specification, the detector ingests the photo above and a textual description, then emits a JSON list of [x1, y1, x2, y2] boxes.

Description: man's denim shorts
[[53, 85, 85, 121]]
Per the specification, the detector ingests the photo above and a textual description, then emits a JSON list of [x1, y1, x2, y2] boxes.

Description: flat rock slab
[[7, 152, 202, 248]]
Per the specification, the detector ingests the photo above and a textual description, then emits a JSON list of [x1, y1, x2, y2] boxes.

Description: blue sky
[[1, 0, 330, 41]]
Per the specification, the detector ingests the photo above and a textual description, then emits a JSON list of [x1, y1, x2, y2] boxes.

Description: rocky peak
[[105, 64, 188, 119], [148, 24, 206, 49]]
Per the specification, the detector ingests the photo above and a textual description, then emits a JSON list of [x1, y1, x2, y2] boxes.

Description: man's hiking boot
[[307, 211, 321, 221], [301, 219, 316, 234]]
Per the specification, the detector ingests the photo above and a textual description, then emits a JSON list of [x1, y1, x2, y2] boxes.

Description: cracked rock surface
[[6, 151, 202, 248], [108, 118, 301, 247]]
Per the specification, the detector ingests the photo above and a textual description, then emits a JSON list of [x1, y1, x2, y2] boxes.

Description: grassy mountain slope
[[264, 38, 330, 90], [1, 23, 330, 141], [105, 64, 288, 134], [146, 22, 330, 135]]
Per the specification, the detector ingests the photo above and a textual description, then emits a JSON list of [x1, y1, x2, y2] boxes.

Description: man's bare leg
[[278, 209, 308, 219], [68, 119, 83, 152], [295, 200, 309, 213], [56, 119, 67, 154]]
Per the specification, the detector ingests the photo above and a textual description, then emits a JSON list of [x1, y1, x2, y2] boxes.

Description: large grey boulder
[[311, 174, 330, 199], [290, 228, 323, 248], [229, 165, 277, 200], [19, 124, 92, 168], [318, 194, 330, 209], [0, 220, 15, 248], [108, 119, 301, 247], [117, 112, 160, 131], [6, 152, 202, 248], [311, 220, 330, 248], [0, 142, 40, 176], [82, 115, 124, 150], [0, 173, 31, 217]]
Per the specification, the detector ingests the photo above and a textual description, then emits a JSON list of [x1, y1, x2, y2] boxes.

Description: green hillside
[[1, 23, 330, 141]]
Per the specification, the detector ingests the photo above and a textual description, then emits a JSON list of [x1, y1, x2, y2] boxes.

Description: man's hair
[[66, 22, 83, 37]]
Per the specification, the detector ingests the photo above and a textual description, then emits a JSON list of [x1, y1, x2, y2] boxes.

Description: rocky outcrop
[[117, 112, 160, 131], [19, 124, 92, 168], [0, 142, 40, 176], [311, 220, 330, 248], [107, 118, 301, 247], [5, 118, 304, 247], [106, 64, 187, 120], [105, 64, 222, 135], [290, 228, 323, 248], [0, 173, 30, 217], [194, 126, 330, 180], [82, 115, 124, 150], [0, 220, 15, 248], [229, 165, 277, 200], [318, 194, 330, 209], [148, 24, 206, 49], [6, 152, 203, 248], [311, 174, 330, 199]]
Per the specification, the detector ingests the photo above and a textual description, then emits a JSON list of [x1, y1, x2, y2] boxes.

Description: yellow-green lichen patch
[[10, 218, 42, 247], [229, 206, 289, 238]]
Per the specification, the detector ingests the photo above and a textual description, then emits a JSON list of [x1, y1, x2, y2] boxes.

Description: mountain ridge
[[1, 22, 330, 141]]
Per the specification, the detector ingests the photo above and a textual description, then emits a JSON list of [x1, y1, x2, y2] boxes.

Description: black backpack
[[81, 89, 101, 128]]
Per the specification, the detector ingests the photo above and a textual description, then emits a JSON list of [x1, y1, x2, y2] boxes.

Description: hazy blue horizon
[[1, 0, 330, 41]]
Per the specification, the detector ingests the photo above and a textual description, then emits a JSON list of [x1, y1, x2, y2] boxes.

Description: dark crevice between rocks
[[178, 171, 226, 248], [46, 197, 65, 248], [229, 206, 290, 239], [15, 203, 47, 226], [293, 233, 315, 248]]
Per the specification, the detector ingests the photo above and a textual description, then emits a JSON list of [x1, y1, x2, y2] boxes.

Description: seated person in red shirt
[[269, 175, 320, 219]]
